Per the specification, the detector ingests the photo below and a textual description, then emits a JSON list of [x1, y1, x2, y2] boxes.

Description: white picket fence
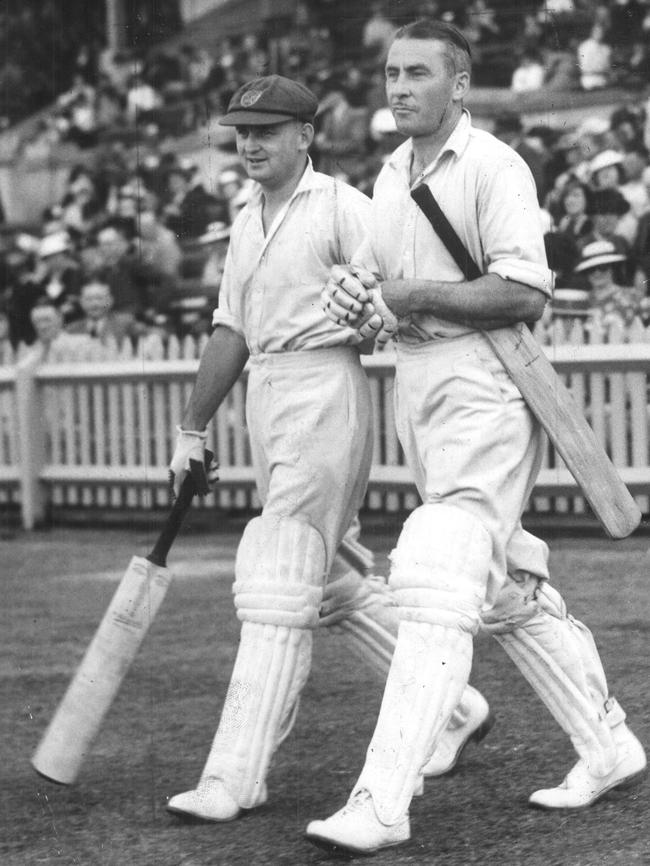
[[2, 316, 650, 529]]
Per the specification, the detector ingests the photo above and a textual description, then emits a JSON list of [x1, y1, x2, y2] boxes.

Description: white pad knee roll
[[389, 504, 492, 633], [234, 515, 325, 628]]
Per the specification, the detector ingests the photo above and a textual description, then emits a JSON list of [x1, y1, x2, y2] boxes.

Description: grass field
[[1, 520, 648, 866]]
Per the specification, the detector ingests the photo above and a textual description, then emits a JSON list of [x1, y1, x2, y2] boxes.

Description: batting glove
[[357, 288, 398, 348], [169, 426, 218, 500]]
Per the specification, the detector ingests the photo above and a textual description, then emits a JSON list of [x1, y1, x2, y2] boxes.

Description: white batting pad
[[389, 503, 492, 632], [199, 516, 326, 808], [356, 622, 474, 825], [350, 505, 491, 824], [495, 614, 617, 777]]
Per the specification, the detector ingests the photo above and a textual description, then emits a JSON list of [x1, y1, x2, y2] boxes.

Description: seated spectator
[[574, 240, 650, 327], [589, 149, 640, 244], [60, 166, 106, 237], [492, 113, 550, 203], [125, 72, 163, 125], [0, 306, 14, 365], [197, 221, 231, 297], [65, 275, 146, 347], [543, 40, 581, 90], [511, 49, 545, 93], [577, 23, 612, 90], [362, 2, 398, 67], [137, 206, 182, 278], [580, 188, 635, 281], [22, 298, 95, 363], [87, 218, 173, 322], [554, 178, 594, 244], [631, 165, 650, 291], [620, 146, 650, 217], [314, 81, 369, 182], [610, 105, 645, 150], [589, 148, 626, 190], [29, 231, 82, 325], [161, 160, 228, 241], [217, 167, 247, 224]]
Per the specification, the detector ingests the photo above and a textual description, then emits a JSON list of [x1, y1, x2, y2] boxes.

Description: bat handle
[[147, 449, 214, 568]]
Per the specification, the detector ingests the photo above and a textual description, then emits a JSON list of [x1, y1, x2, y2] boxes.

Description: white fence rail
[[2, 318, 650, 529]]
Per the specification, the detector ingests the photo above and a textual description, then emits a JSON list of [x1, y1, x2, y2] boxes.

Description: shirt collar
[[247, 156, 324, 209], [387, 109, 473, 179]]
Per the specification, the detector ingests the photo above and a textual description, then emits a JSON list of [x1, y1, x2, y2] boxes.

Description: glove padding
[[169, 426, 219, 500], [322, 265, 397, 348]]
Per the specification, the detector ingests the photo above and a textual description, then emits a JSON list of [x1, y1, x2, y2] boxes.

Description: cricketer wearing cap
[[308, 20, 647, 855], [165, 75, 492, 824]]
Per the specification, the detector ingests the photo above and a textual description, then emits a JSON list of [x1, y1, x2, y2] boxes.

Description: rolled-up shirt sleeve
[[479, 155, 554, 297]]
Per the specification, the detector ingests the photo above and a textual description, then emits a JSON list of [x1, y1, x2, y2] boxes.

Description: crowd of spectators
[[3, 0, 650, 364]]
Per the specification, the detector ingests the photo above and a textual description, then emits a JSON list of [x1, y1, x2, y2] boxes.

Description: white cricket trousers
[[246, 347, 374, 571], [393, 331, 551, 606]]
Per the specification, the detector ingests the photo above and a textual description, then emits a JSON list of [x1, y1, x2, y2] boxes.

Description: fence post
[[15, 357, 46, 529]]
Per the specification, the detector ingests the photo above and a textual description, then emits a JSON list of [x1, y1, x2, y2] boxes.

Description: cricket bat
[[409, 183, 642, 540], [31, 454, 213, 785]]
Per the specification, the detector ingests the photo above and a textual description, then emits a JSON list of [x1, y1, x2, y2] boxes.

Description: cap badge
[[241, 90, 263, 107]]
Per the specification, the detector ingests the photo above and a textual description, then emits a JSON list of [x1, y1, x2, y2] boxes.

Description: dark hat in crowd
[[574, 240, 627, 273], [590, 188, 631, 216], [219, 75, 318, 126]]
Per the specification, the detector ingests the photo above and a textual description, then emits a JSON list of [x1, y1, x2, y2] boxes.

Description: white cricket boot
[[166, 777, 247, 822], [421, 685, 494, 777], [529, 701, 647, 809], [305, 788, 410, 855]]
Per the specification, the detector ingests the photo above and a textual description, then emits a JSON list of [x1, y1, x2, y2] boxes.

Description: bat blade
[[485, 324, 641, 539], [31, 555, 172, 785]]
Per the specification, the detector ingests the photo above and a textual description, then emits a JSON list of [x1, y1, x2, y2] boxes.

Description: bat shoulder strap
[[410, 184, 482, 281]]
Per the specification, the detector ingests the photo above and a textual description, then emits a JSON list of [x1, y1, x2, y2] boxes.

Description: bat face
[[31, 556, 172, 784]]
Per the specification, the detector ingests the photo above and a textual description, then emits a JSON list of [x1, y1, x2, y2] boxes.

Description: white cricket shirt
[[212, 161, 370, 354], [355, 110, 554, 342]]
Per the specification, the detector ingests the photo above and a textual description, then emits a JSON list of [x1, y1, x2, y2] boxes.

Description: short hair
[[394, 18, 472, 76]]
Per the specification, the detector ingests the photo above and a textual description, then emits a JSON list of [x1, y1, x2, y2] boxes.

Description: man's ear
[[299, 121, 315, 151], [452, 71, 470, 102]]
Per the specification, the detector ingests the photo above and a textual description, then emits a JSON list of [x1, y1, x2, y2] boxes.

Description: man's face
[[385, 38, 467, 138], [97, 228, 129, 265], [80, 282, 113, 319], [235, 121, 311, 189], [31, 307, 62, 343]]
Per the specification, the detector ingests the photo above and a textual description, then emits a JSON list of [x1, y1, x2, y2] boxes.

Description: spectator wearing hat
[[580, 187, 635, 280], [589, 149, 639, 245], [574, 240, 650, 328], [589, 149, 626, 191], [29, 231, 83, 325]]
